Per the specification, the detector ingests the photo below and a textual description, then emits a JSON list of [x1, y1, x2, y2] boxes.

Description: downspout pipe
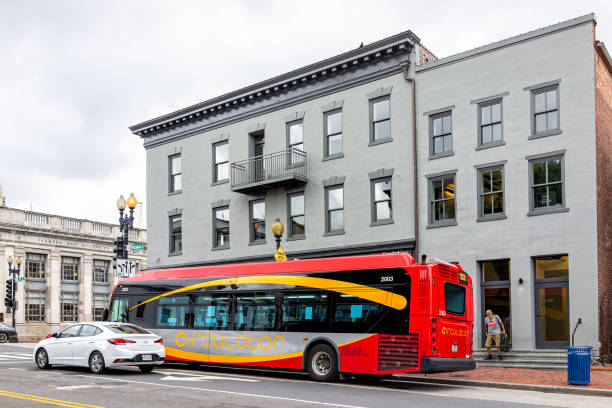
[[403, 66, 418, 259]]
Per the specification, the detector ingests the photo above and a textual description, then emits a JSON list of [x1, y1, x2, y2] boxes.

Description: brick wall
[[595, 40, 612, 362], [418, 44, 437, 65]]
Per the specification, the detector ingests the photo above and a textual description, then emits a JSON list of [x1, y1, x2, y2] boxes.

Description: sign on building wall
[[116, 259, 137, 278]]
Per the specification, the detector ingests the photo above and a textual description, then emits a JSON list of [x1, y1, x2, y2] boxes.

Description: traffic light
[[113, 236, 125, 265], [5, 279, 13, 307]]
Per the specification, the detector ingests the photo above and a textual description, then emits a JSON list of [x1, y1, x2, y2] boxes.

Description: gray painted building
[[131, 31, 421, 268], [416, 14, 610, 354], [131, 14, 612, 356]]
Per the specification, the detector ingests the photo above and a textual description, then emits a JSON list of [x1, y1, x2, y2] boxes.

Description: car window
[[79, 325, 98, 337], [94, 327, 102, 336], [59, 325, 82, 338], [107, 324, 149, 334]]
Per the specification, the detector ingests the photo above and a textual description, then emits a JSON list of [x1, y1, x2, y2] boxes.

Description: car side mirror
[[52, 333, 58, 338]]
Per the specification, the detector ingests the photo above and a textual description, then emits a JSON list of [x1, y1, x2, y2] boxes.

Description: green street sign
[[18, 277, 24, 282], [129, 243, 145, 251]]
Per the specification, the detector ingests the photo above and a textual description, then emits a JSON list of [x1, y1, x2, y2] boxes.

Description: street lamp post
[[116, 193, 138, 258], [271, 218, 284, 250], [6, 256, 22, 328]]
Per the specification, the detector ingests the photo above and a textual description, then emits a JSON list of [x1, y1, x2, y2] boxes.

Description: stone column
[[82, 255, 93, 322], [48, 251, 61, 332]]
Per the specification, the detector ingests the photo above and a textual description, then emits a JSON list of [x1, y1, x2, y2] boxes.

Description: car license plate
[[142, 355, 152, 361], [452, 344, 458, 353]]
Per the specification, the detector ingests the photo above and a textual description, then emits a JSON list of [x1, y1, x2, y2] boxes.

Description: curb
[[396, 375, 612, 397]]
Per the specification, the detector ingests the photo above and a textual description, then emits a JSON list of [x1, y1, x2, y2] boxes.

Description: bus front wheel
[[306, 344, 338, 382]]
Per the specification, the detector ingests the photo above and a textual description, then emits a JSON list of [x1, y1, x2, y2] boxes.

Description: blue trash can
[[566, 346, 592, 385]]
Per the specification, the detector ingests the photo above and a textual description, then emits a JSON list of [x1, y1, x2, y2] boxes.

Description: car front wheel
[[89, 351, 106, 374], [0, 332, 8, 343], [306, 344, 338, 382], [35, 349, 51, 369]]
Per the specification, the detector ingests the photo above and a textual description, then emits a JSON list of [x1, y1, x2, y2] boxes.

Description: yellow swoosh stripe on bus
[[164, 334, 376, 363], [128, 276, 407, 311], [165, 346, 303, 363]]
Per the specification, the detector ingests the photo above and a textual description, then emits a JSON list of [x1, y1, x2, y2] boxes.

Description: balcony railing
[[231, 148, 308, 194]]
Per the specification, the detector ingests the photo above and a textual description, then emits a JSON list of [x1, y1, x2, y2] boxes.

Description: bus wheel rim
[[312, 351, 331, 376]]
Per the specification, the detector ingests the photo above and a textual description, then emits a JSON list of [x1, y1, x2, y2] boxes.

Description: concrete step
[[476, 361, 566, 370], [477, 358, 566, 364], [474, 354, 566, 362], [473, 348, 568, 369]]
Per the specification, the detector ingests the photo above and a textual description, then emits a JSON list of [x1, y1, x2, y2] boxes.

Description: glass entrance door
[[534, 255, 569, 349], [480, 260, 511, 347]]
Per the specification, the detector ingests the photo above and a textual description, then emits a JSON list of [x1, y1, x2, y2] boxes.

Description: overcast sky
[[0, 0, 609, 225]]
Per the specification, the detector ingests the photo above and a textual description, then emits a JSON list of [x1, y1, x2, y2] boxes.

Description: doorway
[[249, 133, 265, 182], [480, 259, 511, 348], [534, 255, 569, 349]]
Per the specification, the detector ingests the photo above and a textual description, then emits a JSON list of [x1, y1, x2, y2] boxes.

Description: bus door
[[192, 294, 232, 362], [436, 265, 473, 359]]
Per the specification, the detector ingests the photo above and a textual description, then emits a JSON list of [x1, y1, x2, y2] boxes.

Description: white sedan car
[[33, 322, 165, 374]]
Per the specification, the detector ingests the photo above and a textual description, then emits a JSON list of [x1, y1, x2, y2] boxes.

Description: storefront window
[[535, 255, 568, 279], [482, 259, 510, 282]]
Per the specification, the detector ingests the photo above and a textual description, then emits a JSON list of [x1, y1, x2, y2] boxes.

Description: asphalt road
[[0, 344, 607, 408]]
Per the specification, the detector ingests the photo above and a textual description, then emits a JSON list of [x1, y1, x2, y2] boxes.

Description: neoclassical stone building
[[0, 198, 146, 342]]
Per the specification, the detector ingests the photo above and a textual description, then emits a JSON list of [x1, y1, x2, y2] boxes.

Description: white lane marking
[[160, 373, 258, 382], [57, 385, 117, 390], [157, 369, 258, 382], [78, 375, 365, 408], [0, 354, 31, 360], [8, 368, 26, 370], [161, 374, 257, 382]]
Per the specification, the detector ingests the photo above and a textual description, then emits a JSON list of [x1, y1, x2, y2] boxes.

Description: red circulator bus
[[107, 253, 475, 381]]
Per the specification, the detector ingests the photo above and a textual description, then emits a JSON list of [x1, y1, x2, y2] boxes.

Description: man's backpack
[[500, 332, 510, 352]]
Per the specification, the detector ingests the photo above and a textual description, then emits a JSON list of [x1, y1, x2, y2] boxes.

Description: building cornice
[[130, 31, 419, 145]]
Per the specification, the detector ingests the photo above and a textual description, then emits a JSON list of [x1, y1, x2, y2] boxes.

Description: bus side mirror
[[102, 308, 110, 321]]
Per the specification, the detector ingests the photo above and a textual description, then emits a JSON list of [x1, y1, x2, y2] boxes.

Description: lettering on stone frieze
[[37, 237, 112, 251]]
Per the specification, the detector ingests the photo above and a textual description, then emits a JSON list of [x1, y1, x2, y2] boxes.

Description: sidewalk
[[399, 366, 612, 396]]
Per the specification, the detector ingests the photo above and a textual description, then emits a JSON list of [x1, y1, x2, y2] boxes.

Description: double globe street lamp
[[115, 193, 138, 259]]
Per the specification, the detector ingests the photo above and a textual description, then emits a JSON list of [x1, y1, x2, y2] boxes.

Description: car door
[[48, 325, 82, 364], [71, 324, 99, 366]]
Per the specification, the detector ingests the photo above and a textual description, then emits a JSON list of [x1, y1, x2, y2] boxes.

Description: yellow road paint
[[0, 389, 104, 408]]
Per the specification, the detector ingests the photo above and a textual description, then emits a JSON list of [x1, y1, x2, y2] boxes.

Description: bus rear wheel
[[306, 344, 338, 382]]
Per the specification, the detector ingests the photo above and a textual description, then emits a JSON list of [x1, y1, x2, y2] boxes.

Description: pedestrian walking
[[484, 309, 506, 360]]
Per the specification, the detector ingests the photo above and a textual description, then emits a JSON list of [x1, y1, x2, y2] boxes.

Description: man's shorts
[[485, 334, 501, 348]]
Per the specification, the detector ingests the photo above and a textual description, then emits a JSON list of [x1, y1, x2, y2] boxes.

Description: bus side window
[[234, 294, 276, 331], [194, 295, 230, 330], [280, 292, 328, 332], [331, 294, 386, 333], [156, 296, 190, 327]]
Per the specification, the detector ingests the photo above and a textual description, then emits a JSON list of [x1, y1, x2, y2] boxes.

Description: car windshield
[[0, 323, 9, 329], [106, 324, 149, 334]]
